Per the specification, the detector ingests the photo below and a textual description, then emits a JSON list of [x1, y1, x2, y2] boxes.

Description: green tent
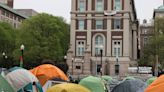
[[146, 77, 157, 85], [102, 76, 113, 82], [79, 76, 106, 92], [0, 75, 14, 92]]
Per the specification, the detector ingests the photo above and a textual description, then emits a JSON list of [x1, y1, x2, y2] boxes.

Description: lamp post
[[99, 45, 103, 76], [71, 58, 74, 75], [2, 52, 8, 68], [64, 55, 67, 62], [20, 44, 24, 67]]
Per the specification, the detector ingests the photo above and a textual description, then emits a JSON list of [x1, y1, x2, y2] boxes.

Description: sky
[[14, 0, 163, 23]]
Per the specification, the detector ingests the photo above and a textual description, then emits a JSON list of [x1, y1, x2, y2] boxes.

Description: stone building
[[67, 0, 138, 77], [0, 3, 27, 28]]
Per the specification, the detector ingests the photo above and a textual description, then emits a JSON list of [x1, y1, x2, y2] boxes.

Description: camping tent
[[0, 74, 14, 92], [30, 64, 68, 86], [111, 79, 147, 92], [43, 78, 68, 92], [145, 75, 164, 92], [146, 77, 157, 85], [46, 83, 90, 92], [79, 76, 107, 92], [102, 75, 113, 82], [6, 67, 43, 92]]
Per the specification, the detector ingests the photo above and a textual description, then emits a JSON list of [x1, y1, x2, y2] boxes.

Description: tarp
[[5, 68, 42, 92], [0, 74, 14, 92], [145, 75, 164, 92], [112, 79, 147, 92], [46, 83, 90, 92], [146, 77, 157, 85], [30, 64, 68, 86], [79, 76, 106, 92]]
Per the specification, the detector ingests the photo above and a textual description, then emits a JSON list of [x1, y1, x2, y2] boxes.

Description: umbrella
[[145, 75, 164, 92], [102, 75, 113, 82], [46, 83, 90, 92], [0, 74, 14, 92], [146, 77, 157, 85], [30, 64, 68, 86], [112, 79, 147, 92], [6, 68, 43, 92], [79, 76, 106, 92]]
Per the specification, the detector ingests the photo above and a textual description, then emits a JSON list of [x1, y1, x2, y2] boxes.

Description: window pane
[[118, 48, 120, 56], [96, 20, 103, 29], [79, 0, 85, 12], [114, 48, 117, 56], [95, 35, 103, 45], [114, 19, 121, 29], [79, 20, 84, 30], [115, 0, 121, 10], [96, 0, 103, 11]]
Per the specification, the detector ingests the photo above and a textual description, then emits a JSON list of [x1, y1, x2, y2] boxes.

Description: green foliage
[[139, 17, 164, 68], [0, 22, 16, 68], [13, 13, 70, 68]]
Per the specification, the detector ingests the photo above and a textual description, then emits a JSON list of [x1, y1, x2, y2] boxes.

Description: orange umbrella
[[30, 64, 68, 86], [145, 75, 164, 92]]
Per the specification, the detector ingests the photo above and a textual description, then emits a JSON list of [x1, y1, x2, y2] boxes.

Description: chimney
[[7, 0, 13, 8]]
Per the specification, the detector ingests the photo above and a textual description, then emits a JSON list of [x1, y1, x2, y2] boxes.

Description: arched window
[[95, 35, 103, 55]]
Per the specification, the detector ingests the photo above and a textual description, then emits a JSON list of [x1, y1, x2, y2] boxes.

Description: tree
[[13, 13, 70, 68], [0, 22, 16, 68], [139, 17, 164, 70]]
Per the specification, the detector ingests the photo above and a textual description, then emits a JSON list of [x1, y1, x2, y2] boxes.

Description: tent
[[6, 67, 43, 92], [123, 76, 135, 81], [30, 64, 68, 86], [108, 79, 121, 91], [43, 78, 68, 92], [145, 75, 164, 92], [111, 79, 147, 92], [0, 74, 14, 92], [46, 83, 90, 92], [102, 75, 113, 82], [146, 77, 157, 85], [79, 76, 107, 92]]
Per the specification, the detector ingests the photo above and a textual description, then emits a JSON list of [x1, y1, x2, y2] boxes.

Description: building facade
[[0, 3, 28, 28], [0, 0, 13, 8], [139, 20, 154, 56], [67, 0, 138, 77], [0, 3, 27, 28], [15, 9, 38, 17]]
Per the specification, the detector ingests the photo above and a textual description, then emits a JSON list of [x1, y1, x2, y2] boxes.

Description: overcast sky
[[14, 0, 163, 23]]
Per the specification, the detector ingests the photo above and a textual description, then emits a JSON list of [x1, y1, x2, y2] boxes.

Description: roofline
[[0, 3, 28, 19], [153, 9, 164, 19]]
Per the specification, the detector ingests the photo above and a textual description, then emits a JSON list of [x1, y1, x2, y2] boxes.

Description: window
[[96, 0, 103, 11], [76, 66, 81, 69], [79, 0, 85, 12], [114, 19, 121, 29], [112, 40, 122, 56], [115, 0, 121, 10], [78, 20, 84, 30], [76, 40, 85, 56], [95, 35, 103, 55], [96, 20, 103, 29]]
